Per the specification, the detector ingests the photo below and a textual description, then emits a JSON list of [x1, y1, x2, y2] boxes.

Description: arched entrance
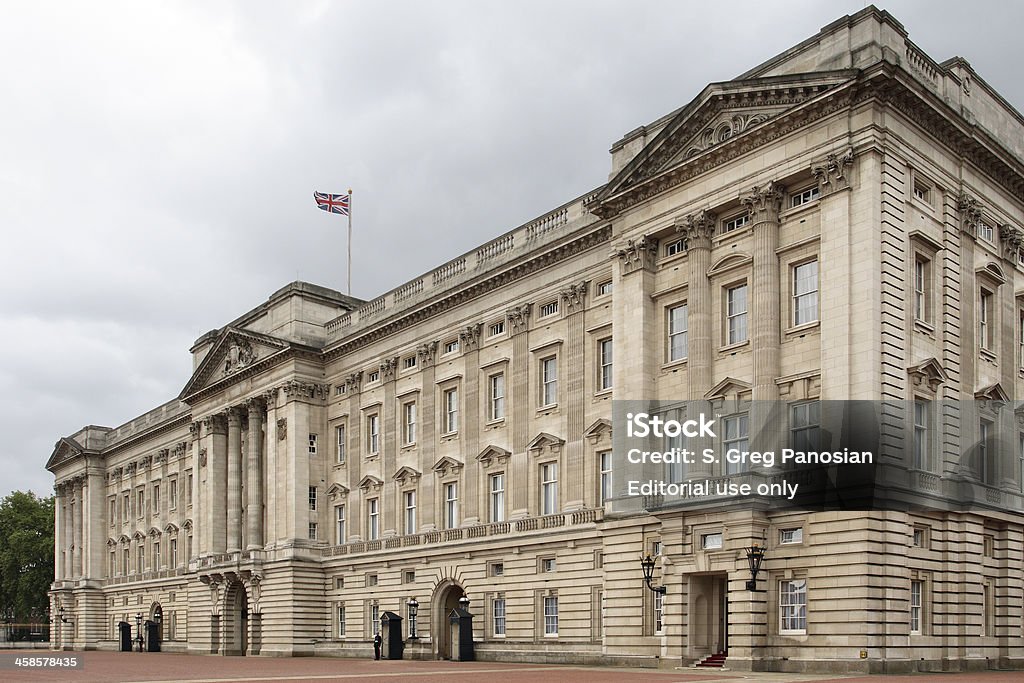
[[149, 603, 163, 650], [223, 582, 248, 656], [432, 581, 465, 659]]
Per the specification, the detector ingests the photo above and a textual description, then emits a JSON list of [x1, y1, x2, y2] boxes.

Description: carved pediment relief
[[665, 110, 781, 169], [182, 519, 193, 531], [907, 358, 947, 392], [180, 327, 290, 399], [46, 437, 84, 471]]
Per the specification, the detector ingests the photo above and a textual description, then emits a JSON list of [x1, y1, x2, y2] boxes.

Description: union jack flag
[[314, 191, 350, 216]]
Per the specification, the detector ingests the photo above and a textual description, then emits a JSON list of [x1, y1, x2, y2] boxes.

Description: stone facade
[[47, 7, 1024, 673]]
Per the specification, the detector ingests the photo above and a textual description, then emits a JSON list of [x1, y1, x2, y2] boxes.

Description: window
[[403, 355, 417, 369], [170, 538, 177, 567], [152, 485, 160, 515], [309, 486, 318, 511], [444, 388, 459, 433], [983, 534, 995, 557], [187, 473, 193, 506], [489, 321, 505, 337], [980, 419, 993, 483], [367, 414, 380, 455], [597, 280, 613, 296], [539, 300, 559, 317], [668, 304, 688, 361], [367, 499, 379, 540], [137, 489, 145, 518], [335, 384, 346, 395], [123, 492, 130, 523], [109, 498, 116, 525], [335, 505, 346, 544], [444, 339, 460, 354], [910, 580, 923, 634], [600, 451, 613, 504], [913, 181, 930, 204], [779, 579, 807, 633], [790, 402, 820, 452], [136, 543, 144, 572], [370, 603, 380, 636], [541, 462, 558, 515], [543, 596, 558, 636], [912, 526, 927, 548], [367, 370, 380, 383], [489, 373, 505, 421], [1019, 310, 1024, 367], [541, 357, 558, 406], [654, 590, 664, 634], [723, 414, 749, 474], [793, 260, 818, 325], [169, 479, 177, 510], [367, 573, 378, 587], [701, 533, 723, 549], [913, 401, 929, 470], [790, 186, 819, 208], [982, 582, 992, 636], [979, 289, 994, 350], [308, 433, 318, 456], [123, 548, 130, 575], [490, 473, 505, 522], [780, 528, 803, 544], [723, 213, 749, 233], [491, 562, 504, 576], [979, 221, 995, 243], [337, 606, 346, 637], [153, 541, 160, 569], [444, 483, 458, 529], [404, 490, 416, 535], [914, 257, 930, 322], [541, 557, 556, 573], [665, 238, 686, 256], [726, 284, 749, 344], [652, 540, 662, 556], [493, 598, 506, 636], [336, 424, 347, 464], [403, 401, 417, 445], [599, 338, 613, 390], [308, 522, 318, 540]]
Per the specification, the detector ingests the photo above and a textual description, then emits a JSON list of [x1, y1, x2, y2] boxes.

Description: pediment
[[132, 531, 146, 541], [46, 437, 83, 471], [164, 523, 179, 534], [591, 71, 858, 217], [181, 519, 193, 531], [708, 253, 752, 276], [582, 419, 612, 442], [907, 358, 947, 391], [705, 377, 752, 400], [180, 327, 291, 399], [392, 466, 422, 485], [147, 527, 162, 538], [432, 456, 464, 477], [975, 383, 1010, 403], [527, 432, 565, 454], [476, 445, 511, 467], [326, 483, 350, 500], [357, 475, 383, 492], [117, 534, 130, 544]]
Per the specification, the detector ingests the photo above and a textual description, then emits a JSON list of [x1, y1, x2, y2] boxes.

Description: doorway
[[688, 573, 728, 657], [224, 582, 248, 656], [432, 581, 465, 659]]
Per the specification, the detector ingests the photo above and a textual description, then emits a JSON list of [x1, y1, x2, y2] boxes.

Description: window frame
[[540, 461, 559, 516], [792, 259, 819, 326], [598, 337, 613, 391], [668, 303, 688, 362], [726, 283, 749, 345], [779, 578, 808, 635]]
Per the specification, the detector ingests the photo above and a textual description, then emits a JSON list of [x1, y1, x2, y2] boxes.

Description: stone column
[[205, 413, 228, 554], [71, 478, 83, 578], [189, 421, 202, 559], [226, 408, 243, 553], [508, 304, 532, 518], [85, 466, 106, 579], [54, 483, 66, 580], [381, 358, 399, 536], [345, 372, 365, 537], [560, 281, 589, 511], [246, 399, 265, 550], [416, 345, 437, 530], [459, 326, 482, 524], [743, 183, 783, 401]]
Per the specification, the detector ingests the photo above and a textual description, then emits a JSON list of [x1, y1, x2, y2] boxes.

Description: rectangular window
[[367, 369, 380, 383], [152, 485, 160, 515], [793, 260, 818, 325], [539, 301, 559, 317], [308, 433, 318, 456], [597, 280, 613, 296], [723, 213, 749, 233], [368, 499, 379, 540], [444, 483, 459, 529], [490, 473, 505, 522], [541, 557, 556, 573], [654, 590, 664, 634], [123, 492, 130, 523], [600, 451, 613, 504], [404, 570, 415, 584], [403, 401, 417, 445], [541, 357, 558, 406], [444, 339, 460, 354], [367, 573, 378, 586], [153, 541, 160, 569], [790, 402, 820, 452], [665, 238, 687, 256], [493, 598, 506, 636], [335, 505, 346, 544], [404, 490, 417, 535], [137, 489, 145, 518], [910, 580, 922, 634], [489, 373, 505, 421], [337, 606, 346, 637], [308, 522, 318, 540], [914, 257, 930, 322], [599, 338, 613, 390], [136, 544, 144, 573], [187, 473, 193, 506], [309, 486, 317, 511], [489, 321, 505, 337], [170, 538, 177, 567], [370, 603, 380, 636], [979, 289, 994, 350], [668, 304, 688, 361], [491, 562, 504, 576], [913, 400, 929, 470], [779, 579, 807, 633], [543, 596, 559, 636], [780, 528, 803, 544], [541, 462, 558, 515], [109, 498, 116, 525], [727, 284, 749, 344], [913, 181, 930, 203], [790, 186, 819, 208], [336, 424, 347, 464], [169, 479, 177, 510], [444, 388, 459, 433], [980, 419, 992, 483], [701, 532, 723, 549], [912, 527, 926, 548], [123, 547, 130, 575], [723, 414, 749, 474], [403, 355, 417, 369], [367, 414, 380, 454], [979, 221, 995, 243], [1019, 310, 1024, 368]]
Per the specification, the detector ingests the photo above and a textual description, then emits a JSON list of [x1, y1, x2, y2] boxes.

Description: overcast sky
[[2, 1, 1022, 499]]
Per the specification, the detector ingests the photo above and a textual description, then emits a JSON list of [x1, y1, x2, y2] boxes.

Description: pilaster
[[561, 280, 588, 511], [246, 398, 265, 550], [417, 344, 437, 530], [226, 407, 243, 553], [460, 324, 482, 524], [508, 304, 532, 518]]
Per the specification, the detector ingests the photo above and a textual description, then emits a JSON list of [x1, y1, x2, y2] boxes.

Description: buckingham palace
[[46, 7, 1024, 673]]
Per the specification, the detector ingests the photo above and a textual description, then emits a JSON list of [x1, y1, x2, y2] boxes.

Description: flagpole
[[347, 189, 353, 295]]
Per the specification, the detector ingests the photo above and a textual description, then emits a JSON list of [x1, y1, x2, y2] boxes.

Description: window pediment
[[432, 456, 464, 477], [476, 445, 511, 468], [527, 432, 565, 456]]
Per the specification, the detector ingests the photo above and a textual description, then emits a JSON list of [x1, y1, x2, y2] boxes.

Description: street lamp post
[[745, 542, 767, 591], [639, 554, 667, 594], [407, 598, 419, 640], [134, 613, 143, 652]]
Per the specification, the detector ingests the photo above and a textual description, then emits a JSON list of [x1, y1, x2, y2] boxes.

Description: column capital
[[416, 342, 438, 367], [202, 413, 228, 435], [506, 303, 532, 336], [458, 324, 482, 352], [226, 407, 243, 427], [244, 396, 265, 418], [742, 181, 785, 224], [675, 210, 717, 250], [559, 280, 589, 315], [812, 147, 854, 196], [959, 192, 983, 239], [613, 236, 658, 274], [189, 421, 201, 440], [999, 224, 1023, 260]]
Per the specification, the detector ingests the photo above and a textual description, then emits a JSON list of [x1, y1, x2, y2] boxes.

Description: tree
[[0, 491, 54, 622]]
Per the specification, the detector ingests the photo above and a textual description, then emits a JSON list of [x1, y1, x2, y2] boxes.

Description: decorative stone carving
[[675, 112, 774, 163], [154, 449, 168, 466], [812, 148, 854, 195], [506, 304, 532, 336], [676, 210, 717, 250], [222, 339, 258, 377], [392, 466, 422, 486], [742, 181, 786, 223], [907, 358, 947, 393], [245, 573, 263, 615], [172, 441, 187, 460], [416, 341, 438, 366], [202, 413, 227, 435], [125, 462, 137, 476], [999, 224, 1023, 260], [559, 280, 589, 315], [198, 448, 208, 468], [958, 192, 983, 238], [614, 236, 659, 274], [261, 388, 278, 409], [277, 418, 287, 441], [200, 575, 223, 616], [279, 380, 330, 402], [344, 371, 364, 393], [138, 455, 151, 470], [189, 421, 201, 439], [431, 456, 464, 478], [380, 356, 399, 381], [458, 324, 483, 351]]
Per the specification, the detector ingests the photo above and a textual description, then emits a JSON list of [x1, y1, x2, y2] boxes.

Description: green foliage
[[0, 491, 55, 621]]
